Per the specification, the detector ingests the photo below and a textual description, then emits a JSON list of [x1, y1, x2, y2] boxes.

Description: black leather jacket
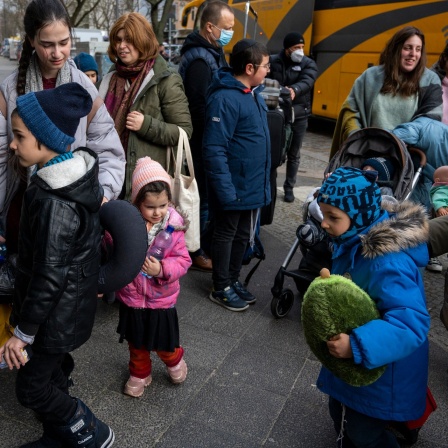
[[269, 50, 318, 120], [11, 148, 103, 354]]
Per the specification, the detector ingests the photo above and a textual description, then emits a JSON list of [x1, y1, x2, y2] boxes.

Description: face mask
[[212, 24, 234, 47], [291, 49, 304, 63]]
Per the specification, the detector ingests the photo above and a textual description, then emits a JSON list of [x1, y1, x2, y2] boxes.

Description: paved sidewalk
[[1, 129, 448, 447]]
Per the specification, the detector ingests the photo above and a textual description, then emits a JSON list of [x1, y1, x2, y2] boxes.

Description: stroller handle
[[408, 146, 427, 168], [405, 147, 427, 201]]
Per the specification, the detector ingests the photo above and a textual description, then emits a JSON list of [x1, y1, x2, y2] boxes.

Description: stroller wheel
[[271, 289, 294, 318]]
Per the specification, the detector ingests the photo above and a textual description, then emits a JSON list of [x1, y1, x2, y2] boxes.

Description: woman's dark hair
[[108, 12, 159, 65], [134, 181, 172, 207], [230, 40, 269, 76], [379, 26, 426, 97], [17, 0, 72, 96], [437, 43, 448, 75]]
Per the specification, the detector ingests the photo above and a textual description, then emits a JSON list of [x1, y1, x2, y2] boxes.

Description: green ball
[[302, 273, 386, 387]]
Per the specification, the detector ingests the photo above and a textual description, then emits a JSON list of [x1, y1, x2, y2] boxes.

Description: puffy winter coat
[[11, 149, 103, 354], [317, 201, 430, 421], [0, 58, 125, 214], [203, 67, 271, 210], [114, 207, 191, 309], [268, 50, 318, 120], [179, 31, 228, 153], [98, 55, 193, 198]]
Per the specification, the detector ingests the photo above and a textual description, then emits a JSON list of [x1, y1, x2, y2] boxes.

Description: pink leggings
[[128, 342, 184, 379]]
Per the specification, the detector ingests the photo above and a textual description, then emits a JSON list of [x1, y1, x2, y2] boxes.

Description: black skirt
[[117, 303, 180, 352]]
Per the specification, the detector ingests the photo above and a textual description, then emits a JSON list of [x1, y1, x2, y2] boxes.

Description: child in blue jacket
[[316, 166, 430, 448]]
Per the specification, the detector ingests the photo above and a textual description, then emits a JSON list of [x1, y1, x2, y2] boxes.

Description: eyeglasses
[[255, 63, 271, 69]]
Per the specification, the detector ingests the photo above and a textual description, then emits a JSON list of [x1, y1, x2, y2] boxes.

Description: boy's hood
[[208, 67, 265, 97], [360, 200, 429, 264]]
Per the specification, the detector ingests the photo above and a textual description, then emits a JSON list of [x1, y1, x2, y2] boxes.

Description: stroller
[[270, 127, 426, 318]]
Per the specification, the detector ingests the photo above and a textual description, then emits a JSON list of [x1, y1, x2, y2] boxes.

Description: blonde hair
[[108, 12, 159, 64]]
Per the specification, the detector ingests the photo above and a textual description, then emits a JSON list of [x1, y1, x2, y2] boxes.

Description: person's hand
[[126, 111, 144, 132], [0, 235, 5, 244], [142, 256, 161, 277], [287, 87, 296, 100], [0, 336, 28, 370], [327, 333, 353, 358], [101, 197, 109, 205], [436, 207, 448, 217], [325, 171, 333, 179]]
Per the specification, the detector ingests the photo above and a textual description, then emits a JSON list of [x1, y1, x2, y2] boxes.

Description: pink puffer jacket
[[113, 207, 192, 309]]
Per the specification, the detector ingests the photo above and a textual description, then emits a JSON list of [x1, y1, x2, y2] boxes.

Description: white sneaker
[[426, 257, 443, 272]]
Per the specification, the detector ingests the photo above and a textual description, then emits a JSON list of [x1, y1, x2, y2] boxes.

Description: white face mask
[[291, 49, 304, 63]]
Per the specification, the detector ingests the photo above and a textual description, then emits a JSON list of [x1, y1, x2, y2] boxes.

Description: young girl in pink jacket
[[109, 157, 191, 397]]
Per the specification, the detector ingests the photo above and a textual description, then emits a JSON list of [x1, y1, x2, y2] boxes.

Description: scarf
[[147, 211, 170, 246], [104, 59, 155, 151], [25, 52, 71, 93]]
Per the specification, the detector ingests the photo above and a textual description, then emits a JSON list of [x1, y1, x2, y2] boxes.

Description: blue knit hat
[[73, 52, 98, 75], [317, 167, 382, 240], [16, 83, 92, 154], [361, 157, 395, 182]]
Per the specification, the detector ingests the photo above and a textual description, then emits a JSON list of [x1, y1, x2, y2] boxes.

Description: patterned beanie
[[317, 166, 382, 241], [16, 82, 92, 154], [131, 157, 172, 203], [283, 32, 305, 49], [361, 157, 395, 182], [74, 52, 99, 75]]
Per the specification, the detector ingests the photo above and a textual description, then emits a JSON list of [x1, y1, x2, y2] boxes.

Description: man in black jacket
[[269, 32, 318, 203], [179, 0, 234, 271]]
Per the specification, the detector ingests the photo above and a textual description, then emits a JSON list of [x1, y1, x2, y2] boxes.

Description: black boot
[[51, 398, 114, 447], [20, 423, 63, 448]]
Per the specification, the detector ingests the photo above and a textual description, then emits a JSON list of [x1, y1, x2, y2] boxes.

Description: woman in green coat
[[99, 12, 192, 199]]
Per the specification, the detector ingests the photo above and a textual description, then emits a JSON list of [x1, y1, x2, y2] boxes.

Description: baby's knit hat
[[16, 82, 92, 154], [283, 32, 305, 49], [317, 166, 382, 241], [131, 157, 171, 203], [361, 157, 395, 182], [74, 52, 99, 75]]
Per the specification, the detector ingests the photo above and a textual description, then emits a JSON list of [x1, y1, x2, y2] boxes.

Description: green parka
[[99, 55, 192, 198]]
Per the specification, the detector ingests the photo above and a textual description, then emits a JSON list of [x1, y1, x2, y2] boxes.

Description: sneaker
[[123, 374, 152, 397], [167, 358, 188, 384], [190, 253, 213, 272], [426, 257, 443, 272], [232, 281, 256, 304], [209, 286, 249, 311], [284, 190, 295, 203]]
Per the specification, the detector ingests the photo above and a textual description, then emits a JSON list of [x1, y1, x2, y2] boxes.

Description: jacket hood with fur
[[360, 200, 429, 260]]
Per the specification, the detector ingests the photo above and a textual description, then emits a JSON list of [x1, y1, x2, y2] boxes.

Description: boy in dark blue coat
[[203, 39, 271, 311]]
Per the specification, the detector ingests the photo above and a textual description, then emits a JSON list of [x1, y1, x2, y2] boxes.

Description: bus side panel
[[311, 1, 448, 120]]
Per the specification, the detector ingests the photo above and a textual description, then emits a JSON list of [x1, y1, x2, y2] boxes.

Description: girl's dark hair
[[230, 41, 269, 76], [379, 26, 426, 97], [17, 0, 72, 96], [134, 181, 172, 207]]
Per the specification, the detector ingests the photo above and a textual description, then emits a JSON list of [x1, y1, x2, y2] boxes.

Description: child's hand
[[142, 256, 162, 277], [327, 333, 353, 358], [126, 111, 144, 132], [0, 336, 28, 370], [436, 207, 448, 217]]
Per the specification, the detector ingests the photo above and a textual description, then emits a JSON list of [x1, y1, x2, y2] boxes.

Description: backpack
[[242, 209, 265, 286]]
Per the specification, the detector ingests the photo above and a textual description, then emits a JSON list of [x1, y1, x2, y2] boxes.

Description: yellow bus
[[180, 0, 448, 120]]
